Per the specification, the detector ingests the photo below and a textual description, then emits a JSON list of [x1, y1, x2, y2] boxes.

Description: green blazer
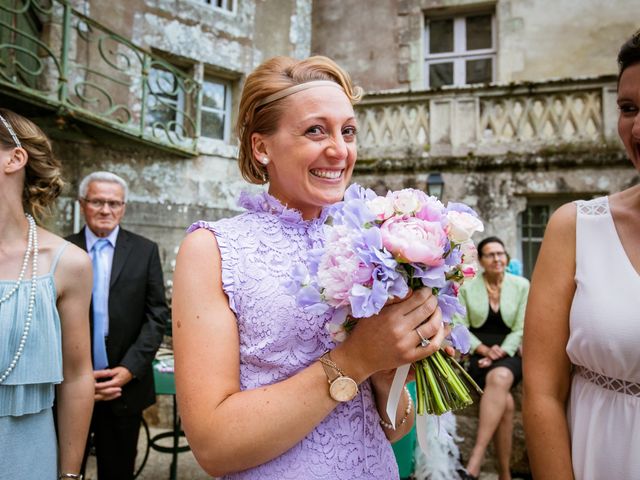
[[455, 273, 530, 356]]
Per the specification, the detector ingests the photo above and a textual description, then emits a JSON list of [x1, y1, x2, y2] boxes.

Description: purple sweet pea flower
[[437, 282, 466, 324], [448, 324, 471, 354], [350, 279, 388, 318], [297, 285, 332, 315], [446, 201, 479, 217], [344, 183, 378, 202], [413, 264, 448, 289], [444, 243, 463, 267], [338, 199, 377, 230]]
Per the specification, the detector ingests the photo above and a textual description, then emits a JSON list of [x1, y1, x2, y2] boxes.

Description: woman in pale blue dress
[[0, 109, 94, 478]]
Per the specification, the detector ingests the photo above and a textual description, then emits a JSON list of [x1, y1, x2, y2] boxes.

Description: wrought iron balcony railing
[[0, 0, 201, 155], [355, 76, 620, 161]]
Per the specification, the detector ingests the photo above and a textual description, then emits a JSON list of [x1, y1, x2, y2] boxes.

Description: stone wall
[[353, 148, 637, 260], [312, 0, 638, 91]]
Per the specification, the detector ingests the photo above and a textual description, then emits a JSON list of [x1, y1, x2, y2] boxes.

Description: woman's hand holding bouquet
[[288, 184, 484, 437]]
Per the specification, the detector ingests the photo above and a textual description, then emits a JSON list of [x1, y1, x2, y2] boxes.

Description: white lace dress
[[566, 197, 640, 479]]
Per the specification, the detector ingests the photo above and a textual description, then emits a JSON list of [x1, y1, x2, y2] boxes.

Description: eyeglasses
[[83, 198, 125, 210], [482, 252, 507, 259]]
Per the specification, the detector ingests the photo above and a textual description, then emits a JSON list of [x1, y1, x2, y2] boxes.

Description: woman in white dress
[[523, 30, 640, 479]]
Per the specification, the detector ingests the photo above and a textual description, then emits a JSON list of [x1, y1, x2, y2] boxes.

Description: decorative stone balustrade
[[356, 76, 619, 161]]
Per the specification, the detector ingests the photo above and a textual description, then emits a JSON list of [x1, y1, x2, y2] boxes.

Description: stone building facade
[[1, 0, 638, 475], [313, 0, 638, 277]]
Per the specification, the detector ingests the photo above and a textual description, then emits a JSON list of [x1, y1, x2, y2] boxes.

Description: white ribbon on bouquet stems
[[386, 363, 432, 454]]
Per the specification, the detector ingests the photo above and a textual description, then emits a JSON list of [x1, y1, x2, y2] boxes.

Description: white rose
[[393, 190, 421, 215], [447, 211, 484, 243], [367, 196, 395, 221], [459, 240, 478, 265]]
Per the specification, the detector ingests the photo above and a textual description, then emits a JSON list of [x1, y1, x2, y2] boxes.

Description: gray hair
[[78, 171, 129, 202]]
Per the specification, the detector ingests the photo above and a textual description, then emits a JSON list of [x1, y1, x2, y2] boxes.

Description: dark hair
[[618, 29, 640, 81], [477, 236, 505, 258]]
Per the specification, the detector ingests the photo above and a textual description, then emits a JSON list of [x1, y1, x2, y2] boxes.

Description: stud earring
[[259, 156, 270, 165]]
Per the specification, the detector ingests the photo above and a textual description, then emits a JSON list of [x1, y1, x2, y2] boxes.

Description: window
[[146, 66, 184, 133], [200, 76, 231, 141], [519, 204, 549, 279], [424, 11, 495, 89], [194, 0, 236, 12], [518, 195, 593, 278]]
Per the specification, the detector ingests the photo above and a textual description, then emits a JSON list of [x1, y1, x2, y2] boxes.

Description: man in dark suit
[[67, 171, 168, 480]]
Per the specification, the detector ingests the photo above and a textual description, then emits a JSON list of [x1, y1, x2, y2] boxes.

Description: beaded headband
[[255, 80, 345, 108], [0, 113, 22, 148]]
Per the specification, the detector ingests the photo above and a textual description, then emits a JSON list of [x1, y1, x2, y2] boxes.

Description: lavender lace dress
[[188, 191, 398, 480]]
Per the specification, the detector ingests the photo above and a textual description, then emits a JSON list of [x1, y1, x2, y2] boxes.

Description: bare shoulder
[[541, 202, 577, 250], [58, 242, 92, 276], [37, 230, 91, 293], [178, 227, 220, 264], [529, 201, 576, 288], [547, 201, 576, 231]]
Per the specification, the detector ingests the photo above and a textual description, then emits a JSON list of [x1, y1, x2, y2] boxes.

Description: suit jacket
[[67, 227, 169, 415], [455, 273, 530, 356]]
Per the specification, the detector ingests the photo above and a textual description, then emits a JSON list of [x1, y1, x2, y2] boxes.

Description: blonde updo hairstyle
[[237, 56, 362, 185], [0, 108, 64, 221]]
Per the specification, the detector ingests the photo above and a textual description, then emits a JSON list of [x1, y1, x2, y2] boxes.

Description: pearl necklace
[[0, 215, 34, 304], [0, 214, 38, 384]]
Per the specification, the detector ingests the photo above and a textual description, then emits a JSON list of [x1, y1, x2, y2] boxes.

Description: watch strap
[[319, 352, 345, 382]]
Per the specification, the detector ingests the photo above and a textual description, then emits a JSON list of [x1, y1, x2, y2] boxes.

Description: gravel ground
[[84, 426, 214, 480], [83, 426, 521, 480]]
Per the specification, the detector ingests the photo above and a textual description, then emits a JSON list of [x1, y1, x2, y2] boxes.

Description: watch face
[[329, 377, 358, 402]]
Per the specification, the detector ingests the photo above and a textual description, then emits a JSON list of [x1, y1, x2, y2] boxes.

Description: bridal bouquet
[[289, 184, 483, 418]]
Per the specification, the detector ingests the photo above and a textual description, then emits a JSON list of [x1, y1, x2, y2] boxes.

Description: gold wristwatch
[[319, 352, 358, 402]]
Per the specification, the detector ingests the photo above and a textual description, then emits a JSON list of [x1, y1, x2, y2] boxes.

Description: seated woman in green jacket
[[457, 237, 530, 480]]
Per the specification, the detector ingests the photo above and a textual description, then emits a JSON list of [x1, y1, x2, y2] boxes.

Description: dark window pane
[[521, 205, 550, 278], [202, 80, 225, 109], [429, 19, 453, 54], [146, 68, 179, 130], [466, 14, 492, 50], [429, 62, 454, 88], [201, 110, 224, 139], [522, 240, 542, 279], [466, 58, 492, 84], [146, 97, 177, 129], [149, 68, 178, 97]]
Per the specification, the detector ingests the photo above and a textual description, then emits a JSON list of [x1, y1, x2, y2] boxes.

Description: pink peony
[[317, 226, 374, 307], [415, 195, 446, 223], [380, 216, 447, 266]]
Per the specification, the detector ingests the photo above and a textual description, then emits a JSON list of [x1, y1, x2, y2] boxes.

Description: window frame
[[188, 0, 237, 14], [146, 65, 186, 135], [423, 11, 496, 88], [199, 75, 232, 142], [517, 194, 599, 278]]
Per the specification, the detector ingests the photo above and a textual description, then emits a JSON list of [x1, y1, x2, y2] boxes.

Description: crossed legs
[[466, 367, 515, 480]]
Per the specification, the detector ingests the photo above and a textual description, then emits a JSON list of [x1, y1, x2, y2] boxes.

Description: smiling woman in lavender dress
[[171, 56, 449, 479]]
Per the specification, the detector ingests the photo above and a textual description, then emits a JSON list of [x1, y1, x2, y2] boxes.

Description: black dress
[[466, 307, 522, 390]]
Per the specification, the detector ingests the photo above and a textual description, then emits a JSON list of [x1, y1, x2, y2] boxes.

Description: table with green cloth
[[149, 360, 190, 480]]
